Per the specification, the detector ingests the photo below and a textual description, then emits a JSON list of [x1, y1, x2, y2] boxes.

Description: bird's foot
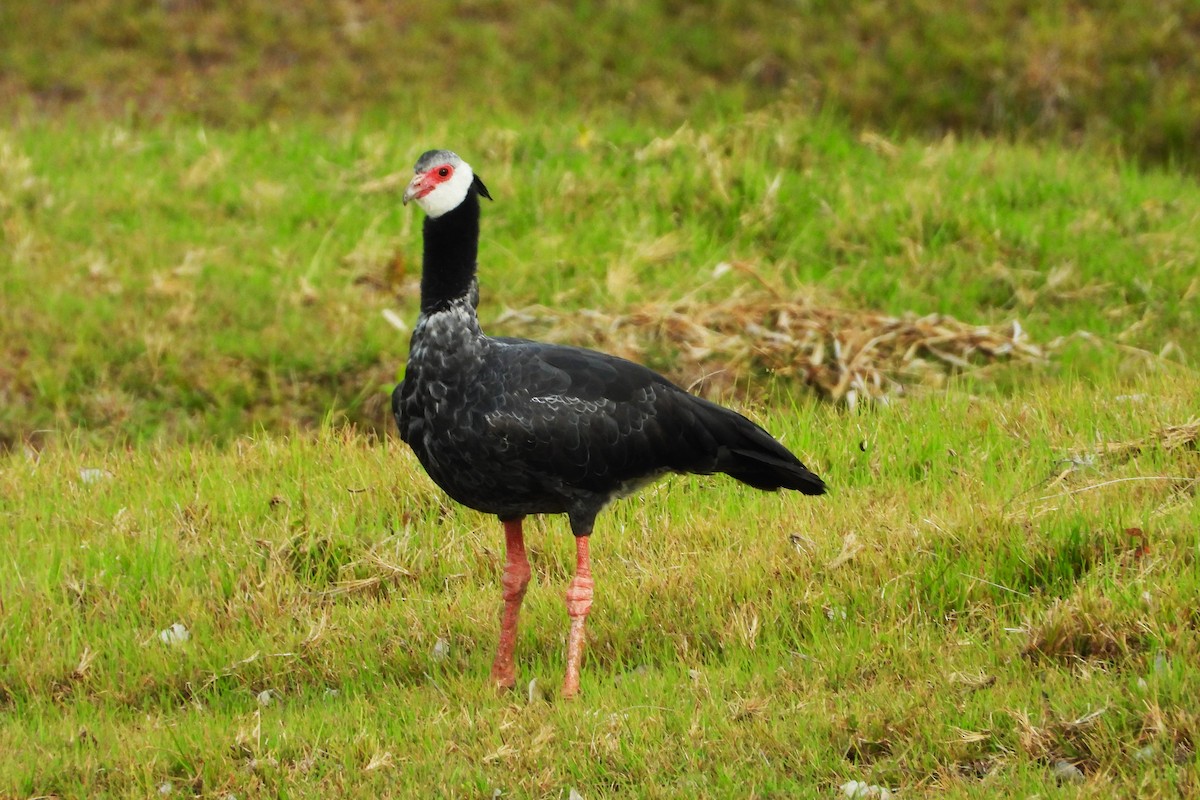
[[490, 661, 517, 692]]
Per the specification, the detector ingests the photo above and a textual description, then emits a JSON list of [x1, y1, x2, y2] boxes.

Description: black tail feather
[[724, 446, 826, 494], [694, 397, 826, 495]]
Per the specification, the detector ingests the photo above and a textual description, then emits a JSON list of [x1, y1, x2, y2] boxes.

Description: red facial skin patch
[[412, 164, 455, 200]]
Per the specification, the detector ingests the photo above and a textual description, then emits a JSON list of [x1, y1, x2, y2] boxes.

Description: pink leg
[[562, 534, 594, 699], [490, 518, 531, 690]]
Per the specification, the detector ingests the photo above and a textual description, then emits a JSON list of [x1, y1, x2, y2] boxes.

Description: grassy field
[[2, 377, 1198, 796], [2, 3, 1200, 797], [3, 1, 1199, 167], [3, 112, 1197, 447], [2, 112, 1198, 797]]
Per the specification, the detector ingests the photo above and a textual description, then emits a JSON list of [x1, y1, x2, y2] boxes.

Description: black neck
[[420, 191, 481, 314]]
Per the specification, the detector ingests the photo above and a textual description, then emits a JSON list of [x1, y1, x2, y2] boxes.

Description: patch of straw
[[495, 288, 1045, 405], [1074, 418, 1200, 461], [317, 553, 414, 598]]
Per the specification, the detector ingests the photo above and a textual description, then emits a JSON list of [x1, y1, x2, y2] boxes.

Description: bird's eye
[[437, 167, 450, 177]]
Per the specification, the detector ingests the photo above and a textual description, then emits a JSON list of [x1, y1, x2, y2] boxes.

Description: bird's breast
[[399, 307, 498, 452]]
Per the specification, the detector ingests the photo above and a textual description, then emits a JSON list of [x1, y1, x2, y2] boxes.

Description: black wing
[[484, 339, 825, 496]]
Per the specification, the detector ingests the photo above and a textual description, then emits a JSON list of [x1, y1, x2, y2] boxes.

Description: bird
[[393, 149, 826, 698]]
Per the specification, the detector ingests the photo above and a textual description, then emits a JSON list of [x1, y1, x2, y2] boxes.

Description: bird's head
[[402, 149, 492, 219]]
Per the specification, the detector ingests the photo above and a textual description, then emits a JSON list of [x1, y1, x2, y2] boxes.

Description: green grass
[[2, 11, 1200, 792], [1, 119, 1198, 795], [3, 1, 1199, 167], [2, 374, 1197, 796], [3, 111, 1197, 446]]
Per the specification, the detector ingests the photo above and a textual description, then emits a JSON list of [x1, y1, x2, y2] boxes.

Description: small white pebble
[[158, 782, 172, 795], [257, 689, 274, 706], [1133, 745, 1155, 762], [432, 637, 450, 660], [688, 669, 701, 681], [158, 623, 190, 646], [841, 780, 892, 799], [79, 468, 111, 484], [569, 790, 585, 800], [1051, 759, 1084, 784]]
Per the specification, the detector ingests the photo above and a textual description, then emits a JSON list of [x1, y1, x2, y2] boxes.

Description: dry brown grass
[[1075, 418, 1200, 462], [498, 282, 1045, 406], [1013, 705, 1109, 775], [1023, 594, 1147, 666]]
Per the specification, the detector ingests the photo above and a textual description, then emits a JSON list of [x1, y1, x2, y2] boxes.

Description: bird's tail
[[698, 399, 826, 496]]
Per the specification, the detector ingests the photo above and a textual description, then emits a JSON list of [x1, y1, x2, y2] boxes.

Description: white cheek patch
[[418, 165, 476, 219]]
